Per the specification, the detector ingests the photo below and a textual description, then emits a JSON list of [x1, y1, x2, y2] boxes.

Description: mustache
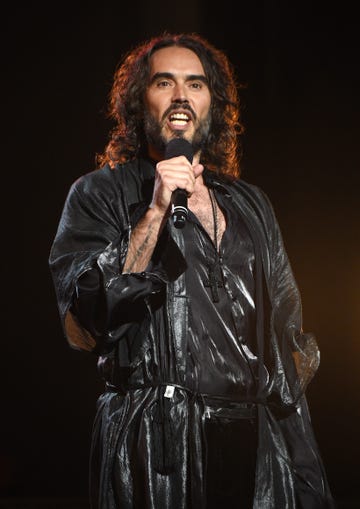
[[161, 102, 197, 122]]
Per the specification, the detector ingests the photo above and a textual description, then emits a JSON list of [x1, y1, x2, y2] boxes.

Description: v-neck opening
[[188, 190, 228, 256]]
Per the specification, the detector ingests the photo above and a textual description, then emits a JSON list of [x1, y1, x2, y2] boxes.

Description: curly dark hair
[[96, 32, 245, 178]]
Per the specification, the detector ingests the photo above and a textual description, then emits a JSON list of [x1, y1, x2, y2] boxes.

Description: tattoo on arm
[[125, 223, 156, 273], [122, 207, 166, 273]]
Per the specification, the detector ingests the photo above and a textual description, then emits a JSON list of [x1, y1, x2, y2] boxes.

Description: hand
[[150, 155, 204, 215]]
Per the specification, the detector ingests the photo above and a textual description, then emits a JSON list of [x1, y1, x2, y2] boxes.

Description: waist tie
[[202, 396, 257, 420], [105, 381, 258, 416], [105, 381, 258, 475]]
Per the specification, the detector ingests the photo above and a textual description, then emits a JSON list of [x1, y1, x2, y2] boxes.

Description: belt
[[105, 381, 258, 476], [105, 381, 257, 418], [203, 397, 257, 420]]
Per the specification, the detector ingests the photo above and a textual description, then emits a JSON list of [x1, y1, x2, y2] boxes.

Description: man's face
[[144, 46, 212, 158]]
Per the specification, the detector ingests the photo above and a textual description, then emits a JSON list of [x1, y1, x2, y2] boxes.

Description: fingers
[[151, 155, 203, 213], [156, 155, 196, 191]]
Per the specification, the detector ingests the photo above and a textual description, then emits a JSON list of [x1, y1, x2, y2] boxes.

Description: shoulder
[[224, 178, 283, 244], [226, 177, 276, 215], [205, 170, 275, 217], [235, 178, 271, 201], [68, 163, 114, 196], [62, 160, 156, 223], [68, 159, 154, 200]]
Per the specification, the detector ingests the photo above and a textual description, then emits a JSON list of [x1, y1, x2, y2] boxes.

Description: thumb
[[193, 163, 205, 179]]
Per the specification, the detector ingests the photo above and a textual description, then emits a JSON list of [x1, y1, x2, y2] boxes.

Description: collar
[[202, 168, 234, 197]]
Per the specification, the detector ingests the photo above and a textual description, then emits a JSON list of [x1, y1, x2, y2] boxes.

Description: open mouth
[[169, 112, 191, 126]]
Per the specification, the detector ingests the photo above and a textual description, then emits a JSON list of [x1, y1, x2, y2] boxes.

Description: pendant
[[203, 259, 223, 303]]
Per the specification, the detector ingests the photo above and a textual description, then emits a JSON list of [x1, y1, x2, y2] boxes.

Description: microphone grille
[[164, 138, 194, 163]]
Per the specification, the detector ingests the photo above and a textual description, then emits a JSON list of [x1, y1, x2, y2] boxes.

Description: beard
[[143, 109, 211, 157]]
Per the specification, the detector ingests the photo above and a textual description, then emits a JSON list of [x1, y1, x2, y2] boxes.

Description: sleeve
[[48, 171, 184, 353], [259, 188, 320, 404]]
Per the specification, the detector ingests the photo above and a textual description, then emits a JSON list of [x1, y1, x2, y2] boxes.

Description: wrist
[[148, 202, 169, 221]]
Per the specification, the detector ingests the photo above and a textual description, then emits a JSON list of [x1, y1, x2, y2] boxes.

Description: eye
[[190, 82, 202, 89], [157, 80, 172, 88]]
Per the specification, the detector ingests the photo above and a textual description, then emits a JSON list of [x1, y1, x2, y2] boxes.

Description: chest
[[188, 190, 226, 249]]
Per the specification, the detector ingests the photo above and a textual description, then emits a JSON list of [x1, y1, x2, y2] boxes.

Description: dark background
[[3, 1, 359, 507]]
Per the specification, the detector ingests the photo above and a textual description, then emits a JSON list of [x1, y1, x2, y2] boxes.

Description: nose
[[171, 82, 189, 103]]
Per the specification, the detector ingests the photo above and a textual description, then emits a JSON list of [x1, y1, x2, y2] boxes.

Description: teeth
[[170, 113, 190, 121]]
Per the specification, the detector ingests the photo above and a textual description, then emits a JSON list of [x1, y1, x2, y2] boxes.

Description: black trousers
[[204, 415, 258, 509]]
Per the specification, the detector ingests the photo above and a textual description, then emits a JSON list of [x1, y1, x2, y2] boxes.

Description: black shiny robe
[[49, 159, 335, 508], [182, 191, 258, 401]]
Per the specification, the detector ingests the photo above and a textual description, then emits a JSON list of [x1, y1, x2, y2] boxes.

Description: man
[[49, 33, 335, 508]]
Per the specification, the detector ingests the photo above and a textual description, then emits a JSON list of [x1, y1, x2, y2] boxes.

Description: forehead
[[149, 46, 205, 76]]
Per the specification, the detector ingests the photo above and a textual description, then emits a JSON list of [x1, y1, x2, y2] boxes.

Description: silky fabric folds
[[183, 185, 259, 507], [183, 187, 259, 399], [48, 160, 335, 508]]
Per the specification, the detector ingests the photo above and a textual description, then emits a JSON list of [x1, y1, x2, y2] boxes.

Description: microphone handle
[[164, 138, 193, 229], [172, 188, 188, 229]]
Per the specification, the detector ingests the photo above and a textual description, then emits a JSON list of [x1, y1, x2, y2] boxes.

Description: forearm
[[122, 206, 167, 273]]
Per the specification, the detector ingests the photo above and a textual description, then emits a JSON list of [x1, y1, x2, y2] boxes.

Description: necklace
[[209, 188, 218, 251], [202, 188, 223, 302]]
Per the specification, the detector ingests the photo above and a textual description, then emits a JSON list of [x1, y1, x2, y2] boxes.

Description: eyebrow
[[149, 72, 208, 85]]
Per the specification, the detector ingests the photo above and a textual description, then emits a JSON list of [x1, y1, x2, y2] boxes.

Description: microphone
[[164, 138, 194, 229]]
